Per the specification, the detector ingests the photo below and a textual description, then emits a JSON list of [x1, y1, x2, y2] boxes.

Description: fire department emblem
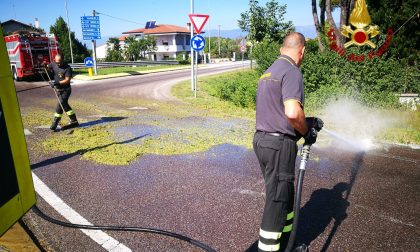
[[340, 0, 379, 48]]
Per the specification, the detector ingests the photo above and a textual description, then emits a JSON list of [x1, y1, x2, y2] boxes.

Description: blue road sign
[[191, 35, 206, 52], [83, 36, 101, 40], [81, 16, 99, 21], [84, 57, 94, 67], [82, 28, 101, 33], [81, 16, 101, 40], [82, 24, 100, 29]]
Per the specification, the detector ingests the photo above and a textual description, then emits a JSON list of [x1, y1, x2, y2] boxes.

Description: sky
[[0, 0, 339, 43]]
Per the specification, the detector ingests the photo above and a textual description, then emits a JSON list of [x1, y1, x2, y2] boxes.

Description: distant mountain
[[203, 25, 317, 40], [204, 29, 247, 39]]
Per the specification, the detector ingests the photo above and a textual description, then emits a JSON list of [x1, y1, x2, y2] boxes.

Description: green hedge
[[206, 50, 419, 111], [206, 70, 260, 109]]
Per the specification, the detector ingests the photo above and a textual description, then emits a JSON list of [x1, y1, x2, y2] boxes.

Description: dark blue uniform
[[48, 62, 78, 130], [253, 55, 304, 252]]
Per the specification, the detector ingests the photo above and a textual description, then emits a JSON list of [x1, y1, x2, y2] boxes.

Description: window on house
[[186, 35, 191, 45], [162, 41, 169, 46]]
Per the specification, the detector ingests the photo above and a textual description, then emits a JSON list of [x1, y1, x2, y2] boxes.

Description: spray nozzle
[[306, 117, 324, 132]]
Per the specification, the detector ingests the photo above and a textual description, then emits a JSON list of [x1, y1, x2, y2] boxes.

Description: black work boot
[[292, 244, 309, 252], [61, 114, 79, 130], [50, 117, 61, 131]]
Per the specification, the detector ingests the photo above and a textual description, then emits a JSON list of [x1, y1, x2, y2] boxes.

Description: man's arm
[[284, 99, 308, 135], [58, 67, 72, 85], [59, 76, 71, 85]]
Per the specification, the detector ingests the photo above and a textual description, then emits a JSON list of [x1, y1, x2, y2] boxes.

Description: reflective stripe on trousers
[[258, 211, 294, 251]]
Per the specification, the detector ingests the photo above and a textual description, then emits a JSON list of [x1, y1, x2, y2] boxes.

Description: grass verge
[[171, 70, 256, 120], [73, 65, 184, 76], [172, 70, 420, 145]]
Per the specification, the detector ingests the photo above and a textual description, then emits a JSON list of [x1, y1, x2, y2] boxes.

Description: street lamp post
[[190, 0, 194, 92], [218, 24, 221, 57], [64, 0, 74, 63]]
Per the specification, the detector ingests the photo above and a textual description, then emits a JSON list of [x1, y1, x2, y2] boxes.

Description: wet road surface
[[16, 64, 420, 252]]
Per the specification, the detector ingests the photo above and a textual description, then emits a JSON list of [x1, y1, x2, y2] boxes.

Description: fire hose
[[32, 204, 216, 252], [285, 144, 311, 252], [33, 68, 216, 251]]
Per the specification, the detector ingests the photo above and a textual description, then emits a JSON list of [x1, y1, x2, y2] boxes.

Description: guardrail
[[69, 60, 179, 69]]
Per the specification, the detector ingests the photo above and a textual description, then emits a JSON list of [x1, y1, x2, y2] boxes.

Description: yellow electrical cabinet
[[0, 25, 36, 236]]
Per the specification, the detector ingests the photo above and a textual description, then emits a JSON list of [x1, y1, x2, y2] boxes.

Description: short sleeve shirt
[[255, 55, 304, 137], [48, 62, 72, 86]]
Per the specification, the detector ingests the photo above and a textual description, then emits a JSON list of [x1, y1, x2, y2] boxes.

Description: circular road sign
[[191, 35, 206, 52], [84, 57, 94, 67]]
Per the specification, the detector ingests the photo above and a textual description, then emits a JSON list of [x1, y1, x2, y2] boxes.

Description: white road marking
[[32, 173, 132, 251], [34, 125, 51, 129], [233, 189, 265, 197], [128, 106, 149, 110], [355, 204, 416, 228]]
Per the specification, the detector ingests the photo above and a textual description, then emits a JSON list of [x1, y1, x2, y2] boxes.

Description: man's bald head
[[280, 32, 306, 66], [282, 32, 306, 49], [54, 54, 62, 64]]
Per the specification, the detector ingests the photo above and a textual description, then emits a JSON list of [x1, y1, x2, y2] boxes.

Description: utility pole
[[92, 10, 98, 75], [65, 0, 74, 63], [218, 24, 221, 57], [208, 18, 211, 63], [190, 0, 194, 92]]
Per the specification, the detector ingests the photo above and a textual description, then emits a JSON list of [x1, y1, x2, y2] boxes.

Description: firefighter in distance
[[45, 54, 79, 131]]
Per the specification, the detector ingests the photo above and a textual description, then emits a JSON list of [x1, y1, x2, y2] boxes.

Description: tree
[[50, 16, 89, 63], [238, 0, 294, 43], [204, 37, 240, 58], [311, 0, 354, 49], [312, 0, 326, 51], [366, 0, 419, 65], [124, 36, 141, 61], [105, 37, 123, 62], [107, 37, 121, 51], [124, 36, 157, 61], [138, 36, 157, 59]]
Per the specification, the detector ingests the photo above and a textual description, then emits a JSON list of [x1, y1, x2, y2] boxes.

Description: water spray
[[323, 127, 373, 152]]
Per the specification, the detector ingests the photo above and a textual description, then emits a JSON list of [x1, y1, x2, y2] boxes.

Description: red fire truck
[[5, 31, 60, 81]]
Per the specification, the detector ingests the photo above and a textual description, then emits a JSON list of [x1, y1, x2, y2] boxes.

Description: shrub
[[176, 53, 190, 65], [251, 39, 280, 75], [206, 49, 418, 111], [206, 70, 260, 108]]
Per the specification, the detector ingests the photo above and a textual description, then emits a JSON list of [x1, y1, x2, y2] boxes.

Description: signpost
[[81, 16, 101, 40], [84, 57, 94, 76], [191, 35, 206, 52], [190, 35, 206, 98], [188, 14, 209, 34], [81, 12, 100, 75], [240, 38, 247, 68], [188, 14, 209, 97]]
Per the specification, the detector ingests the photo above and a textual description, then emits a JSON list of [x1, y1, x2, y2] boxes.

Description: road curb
[[73, 66, 191, 81], [72, 61, 249, 81]]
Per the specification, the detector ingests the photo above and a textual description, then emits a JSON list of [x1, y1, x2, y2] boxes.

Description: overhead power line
[[95, 11, 144, 26]]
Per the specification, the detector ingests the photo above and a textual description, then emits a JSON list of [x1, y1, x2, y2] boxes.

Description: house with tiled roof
[[120, 21, 194, 61]]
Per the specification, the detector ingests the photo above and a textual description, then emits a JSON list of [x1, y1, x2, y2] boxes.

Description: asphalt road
[[16, 62, 420, 252]]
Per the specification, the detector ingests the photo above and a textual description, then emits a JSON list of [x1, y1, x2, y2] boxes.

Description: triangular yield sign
[[188, 14, 209, 34]]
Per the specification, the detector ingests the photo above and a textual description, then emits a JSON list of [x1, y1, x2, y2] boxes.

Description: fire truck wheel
[[12, 67, 21, 81]]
